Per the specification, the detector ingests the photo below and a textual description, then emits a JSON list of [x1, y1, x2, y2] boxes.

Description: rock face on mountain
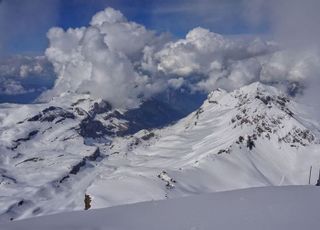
[[0, 82, 319, 222]]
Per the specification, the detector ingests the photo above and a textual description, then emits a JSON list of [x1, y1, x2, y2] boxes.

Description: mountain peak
[[235, 82, 281, 98], [0, 82, 319, 222], [184, 82, 318, 151]]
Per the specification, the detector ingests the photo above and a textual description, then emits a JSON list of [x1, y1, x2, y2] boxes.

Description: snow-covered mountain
[[0, 82, 319, 222]]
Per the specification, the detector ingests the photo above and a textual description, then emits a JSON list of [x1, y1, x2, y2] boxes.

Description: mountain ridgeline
[[0, 82, 319, 222]]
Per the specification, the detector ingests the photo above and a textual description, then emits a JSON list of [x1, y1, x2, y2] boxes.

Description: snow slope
[[87, 82, 320, 209], [2, 186, 320, 230], [0, 82, 320, 222]]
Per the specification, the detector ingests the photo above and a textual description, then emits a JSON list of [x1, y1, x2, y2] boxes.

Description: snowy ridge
[[87, 82, 320, 209], [2, 186, 320, 230], [0, 95, 109, 221], [0, 82, 320, 222]]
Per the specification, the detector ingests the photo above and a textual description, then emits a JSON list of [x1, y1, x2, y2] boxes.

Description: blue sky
[[0, 0, 269, 56]]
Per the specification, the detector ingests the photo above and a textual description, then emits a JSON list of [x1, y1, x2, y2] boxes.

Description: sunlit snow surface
[[2, 186, 320, 230], [0, 82, 320, 222]]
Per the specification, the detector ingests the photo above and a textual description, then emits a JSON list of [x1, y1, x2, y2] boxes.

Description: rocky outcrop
[[59, 148, 102, 184], [28, 106, 75, 123], [79, 118, 113, 138]]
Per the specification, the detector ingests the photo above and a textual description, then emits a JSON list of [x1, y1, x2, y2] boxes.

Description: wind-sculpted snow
[[0, 82, 319, 222], [2, 186, 320, 230], [0, 94, 105, 221], [0, 91, 192, 221], [87, 83, 320, 209]]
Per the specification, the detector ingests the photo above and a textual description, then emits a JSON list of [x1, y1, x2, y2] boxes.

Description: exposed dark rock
[[217, 149, 225, 155], [11, 130, 39, 150], [3, 199, 34, 221], [12, 153, 23, 159], [74, 107, 87, 116], [71, 98, 86, 107], [79, 118, 113, 138], [15, 157, 44, 166], [77, 98, 188, 138], [103, 110, 125, 120], [247, 136, 255, 150], [32, 207, 42, 214], [28, 106, 75, 122], [280, 128, 315, 146], [1, 174, 17, 184], [14, 130, 38, 143], [42, 106, 58, 113], [256, 95, 271, 105], [17, 200, 24, 206], [91, 101, 112, 115], [195, 108, 204, 119], [70, 148, 101, 175], [59, 175, 70, 184], [141, 132, 155, 141], [84, 194, 92, 210], [158, 170, 176, 189], [58, 148, 102, 184], [27, 114, 41, 122], [217, 148, 231, 155], [128, 138, 142, 150]]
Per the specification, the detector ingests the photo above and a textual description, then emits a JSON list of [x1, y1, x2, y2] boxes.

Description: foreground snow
[[2, 186, 320, 230]]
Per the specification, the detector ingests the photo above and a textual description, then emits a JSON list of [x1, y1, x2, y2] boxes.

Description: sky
[[0, 0, 269, 56], [0, 0, 320, 119]]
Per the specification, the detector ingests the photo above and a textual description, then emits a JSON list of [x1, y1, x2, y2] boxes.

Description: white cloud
[[90, 7, 126, 26], [42, 7, 320, 111], [168, 78, 184, 89], [41, 8, 168, 109], [154, 27, 235, 76], [144, 27, 277, 92], [0, 55, 54, 96], [91, 8, 158, 60], [0, 79, 25, 95]]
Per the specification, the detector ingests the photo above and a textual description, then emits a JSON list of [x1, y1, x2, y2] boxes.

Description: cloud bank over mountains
[[41, 8, 169, 108], [0, 56, 55, 96], [41, 7, 320, 110]]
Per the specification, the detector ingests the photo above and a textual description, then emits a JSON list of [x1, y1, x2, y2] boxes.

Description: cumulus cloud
[[90, 8, 159, 60], [0, 79, 26, 95], [41, 8, 170, 109], [143, 27, 277, 92], [42, 6, 320, 113], [142, 26, 320, 94], [153, 27, 238, 76], [0, 55, 55, 96], [244, 0, 320, 119], [0, 56, 52, 78]]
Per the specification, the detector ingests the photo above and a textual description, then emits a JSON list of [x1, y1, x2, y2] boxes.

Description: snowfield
[[87, 82, 320, 209], [2, 186, 320, 230], [0, 82, 320, 222]]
